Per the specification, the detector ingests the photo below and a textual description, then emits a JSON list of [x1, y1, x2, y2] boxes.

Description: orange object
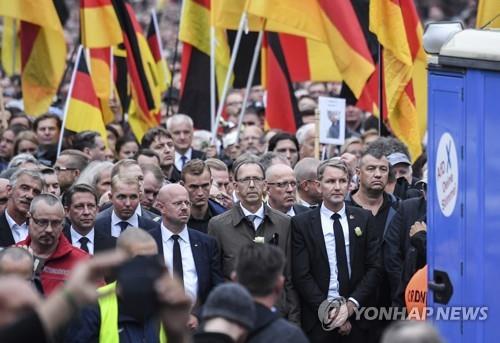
[[405, 265, 428, 320]]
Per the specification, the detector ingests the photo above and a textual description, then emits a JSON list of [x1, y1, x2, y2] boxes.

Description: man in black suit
[[292, 159, 382, 342], [150, 183, 223, 330], [62, 184, 115, 254], [166, 114, 205, 174], [265, 164, 310, 217], [0, 170, 44, 247], [95, 175, 160, 238]]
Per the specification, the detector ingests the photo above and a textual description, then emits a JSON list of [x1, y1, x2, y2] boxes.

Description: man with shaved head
[[117, 227, 158, 257], [0, 246, 34, 280], [150, 183, 223, 329], [265, 164, 310, 217], [294, 157, 322, 208]]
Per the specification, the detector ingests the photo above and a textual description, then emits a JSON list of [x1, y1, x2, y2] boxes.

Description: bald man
[[294, 157, 322, 208], [117, 227, 158, 257], [0, 246, 34, 280], [150, 184, 223, 327], [266, 164, 311, 217]]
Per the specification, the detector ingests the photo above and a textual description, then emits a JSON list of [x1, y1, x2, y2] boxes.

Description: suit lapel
[[311, 208, 329, 264], [62, 225, 72, 244], [345, 207, 356, 274], [188, 230, 204, 295]]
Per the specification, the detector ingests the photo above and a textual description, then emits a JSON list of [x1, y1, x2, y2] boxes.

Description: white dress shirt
[[240, 203, 265, 230], [161, 224, 198, 303], [174, 148, 193, 171], [5, 210, 28, 243], [320, 203, 353, 299], [111, 210, 139, 238], [70, 227, 95, 255]]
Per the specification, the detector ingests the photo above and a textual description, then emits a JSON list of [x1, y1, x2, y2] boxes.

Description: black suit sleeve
[[350, 214, 382, 306], [291, 217, 327, 311], [208, 236, 224, 287], [383, 205, 406, 303]]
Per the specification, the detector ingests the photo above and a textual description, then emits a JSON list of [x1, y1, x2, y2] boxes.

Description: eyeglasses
[[267, 181, 297, 189], [54, 166, 77, 172], [237, 177, 264, 185], [31, 216, 64, 229]]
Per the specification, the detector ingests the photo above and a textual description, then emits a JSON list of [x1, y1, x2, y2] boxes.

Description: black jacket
[[94, 207, 160, 237], [291, 205, 382, 332], [0, 211, 15, 248], [383, 196, 426, 306]]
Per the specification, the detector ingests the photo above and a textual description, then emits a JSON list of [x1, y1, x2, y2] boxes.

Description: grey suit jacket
[[208, 203, 300, 323]]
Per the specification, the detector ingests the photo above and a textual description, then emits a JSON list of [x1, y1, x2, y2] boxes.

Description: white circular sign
[[435, 132, 459, 217]]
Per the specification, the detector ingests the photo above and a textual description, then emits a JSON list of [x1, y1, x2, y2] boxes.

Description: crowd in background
[[0, 0, 479, 342]]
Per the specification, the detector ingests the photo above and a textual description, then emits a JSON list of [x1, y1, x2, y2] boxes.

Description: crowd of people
[[0, 106, 437, 342], [0, 0, 477, 342]]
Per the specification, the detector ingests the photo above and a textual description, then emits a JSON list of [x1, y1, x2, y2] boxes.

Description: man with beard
[[17, 194, 89, 295], [0, 170, 44, 247], [345, 145, 400, 343]]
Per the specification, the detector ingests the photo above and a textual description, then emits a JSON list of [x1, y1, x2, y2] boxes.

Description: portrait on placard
[[318, 96, 346, 146]]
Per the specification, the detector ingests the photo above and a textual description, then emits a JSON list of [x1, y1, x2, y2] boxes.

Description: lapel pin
[[354, 227, 363, 237], [254, 236, 265, 244], [349, 214, 355, 220], [194, 243, 199, 247]]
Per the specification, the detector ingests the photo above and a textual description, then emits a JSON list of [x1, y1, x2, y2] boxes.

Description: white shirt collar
[[161, 223, 190, 244], [175, 148, 192, 161], [5, 210, 27, 229], [320, 202, 346, 219], [111, 209, 139, 227], [240, 202, 265, 219], [70, 226, 95, 244]]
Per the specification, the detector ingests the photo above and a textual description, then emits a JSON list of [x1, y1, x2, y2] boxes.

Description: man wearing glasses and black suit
[[208, 156, 300, 324]]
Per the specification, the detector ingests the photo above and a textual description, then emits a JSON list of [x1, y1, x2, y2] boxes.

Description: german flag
[[146, 10, 171, 93], [111, 0, 161, 128], [1, 17, 21, 76], [89, 47, 114, 124], [0, 0, 67, 115], [113, 43, 130, 114], [370, 0, 427, 161], [178, 0, 231, 130], [247, 0, 375, 98], [263, 32, 302, 133], [64, 46, 107, 142], [477, 0, 500, 28], [80, 0, 122, 48]]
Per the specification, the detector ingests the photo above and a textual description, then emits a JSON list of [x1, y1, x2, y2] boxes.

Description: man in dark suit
[[166, 114, 205, 174], [62, 184, 115, 255], [0, 170, 44, 247], [150, 183, 223, 330], [265, 163, 311, 217], [95, 175, 160, 238], [292, 159, 382, 342]]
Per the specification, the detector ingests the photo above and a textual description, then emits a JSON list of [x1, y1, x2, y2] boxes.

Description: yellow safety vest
[[97, 282, 167, 343]]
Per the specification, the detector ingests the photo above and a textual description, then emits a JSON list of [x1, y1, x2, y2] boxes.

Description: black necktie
[[172, 235, 183, 284], [246, 215, 258, 230], [332, 213, 350, 297], [118, 221, 129, 232], [180, 155, 188, 169], [79, 237, 90, 254]]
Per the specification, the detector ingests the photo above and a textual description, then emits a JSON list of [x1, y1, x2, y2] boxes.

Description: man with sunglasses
[[17, 193, 89, 295], [208, 157, 300, 323]]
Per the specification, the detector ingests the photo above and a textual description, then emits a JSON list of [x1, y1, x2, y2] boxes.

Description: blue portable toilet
[[427, 28, 500, 342]]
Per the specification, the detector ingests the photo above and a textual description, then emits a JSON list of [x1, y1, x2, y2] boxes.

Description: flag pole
[[236, 21, 266, 140], [210, 7, 216, 131], [314, 108, 320, 160], [57, 45, 83, 158], [211, 11, 249, 143], [166, 1, 183, 119], [11, 19, 17, 75]]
